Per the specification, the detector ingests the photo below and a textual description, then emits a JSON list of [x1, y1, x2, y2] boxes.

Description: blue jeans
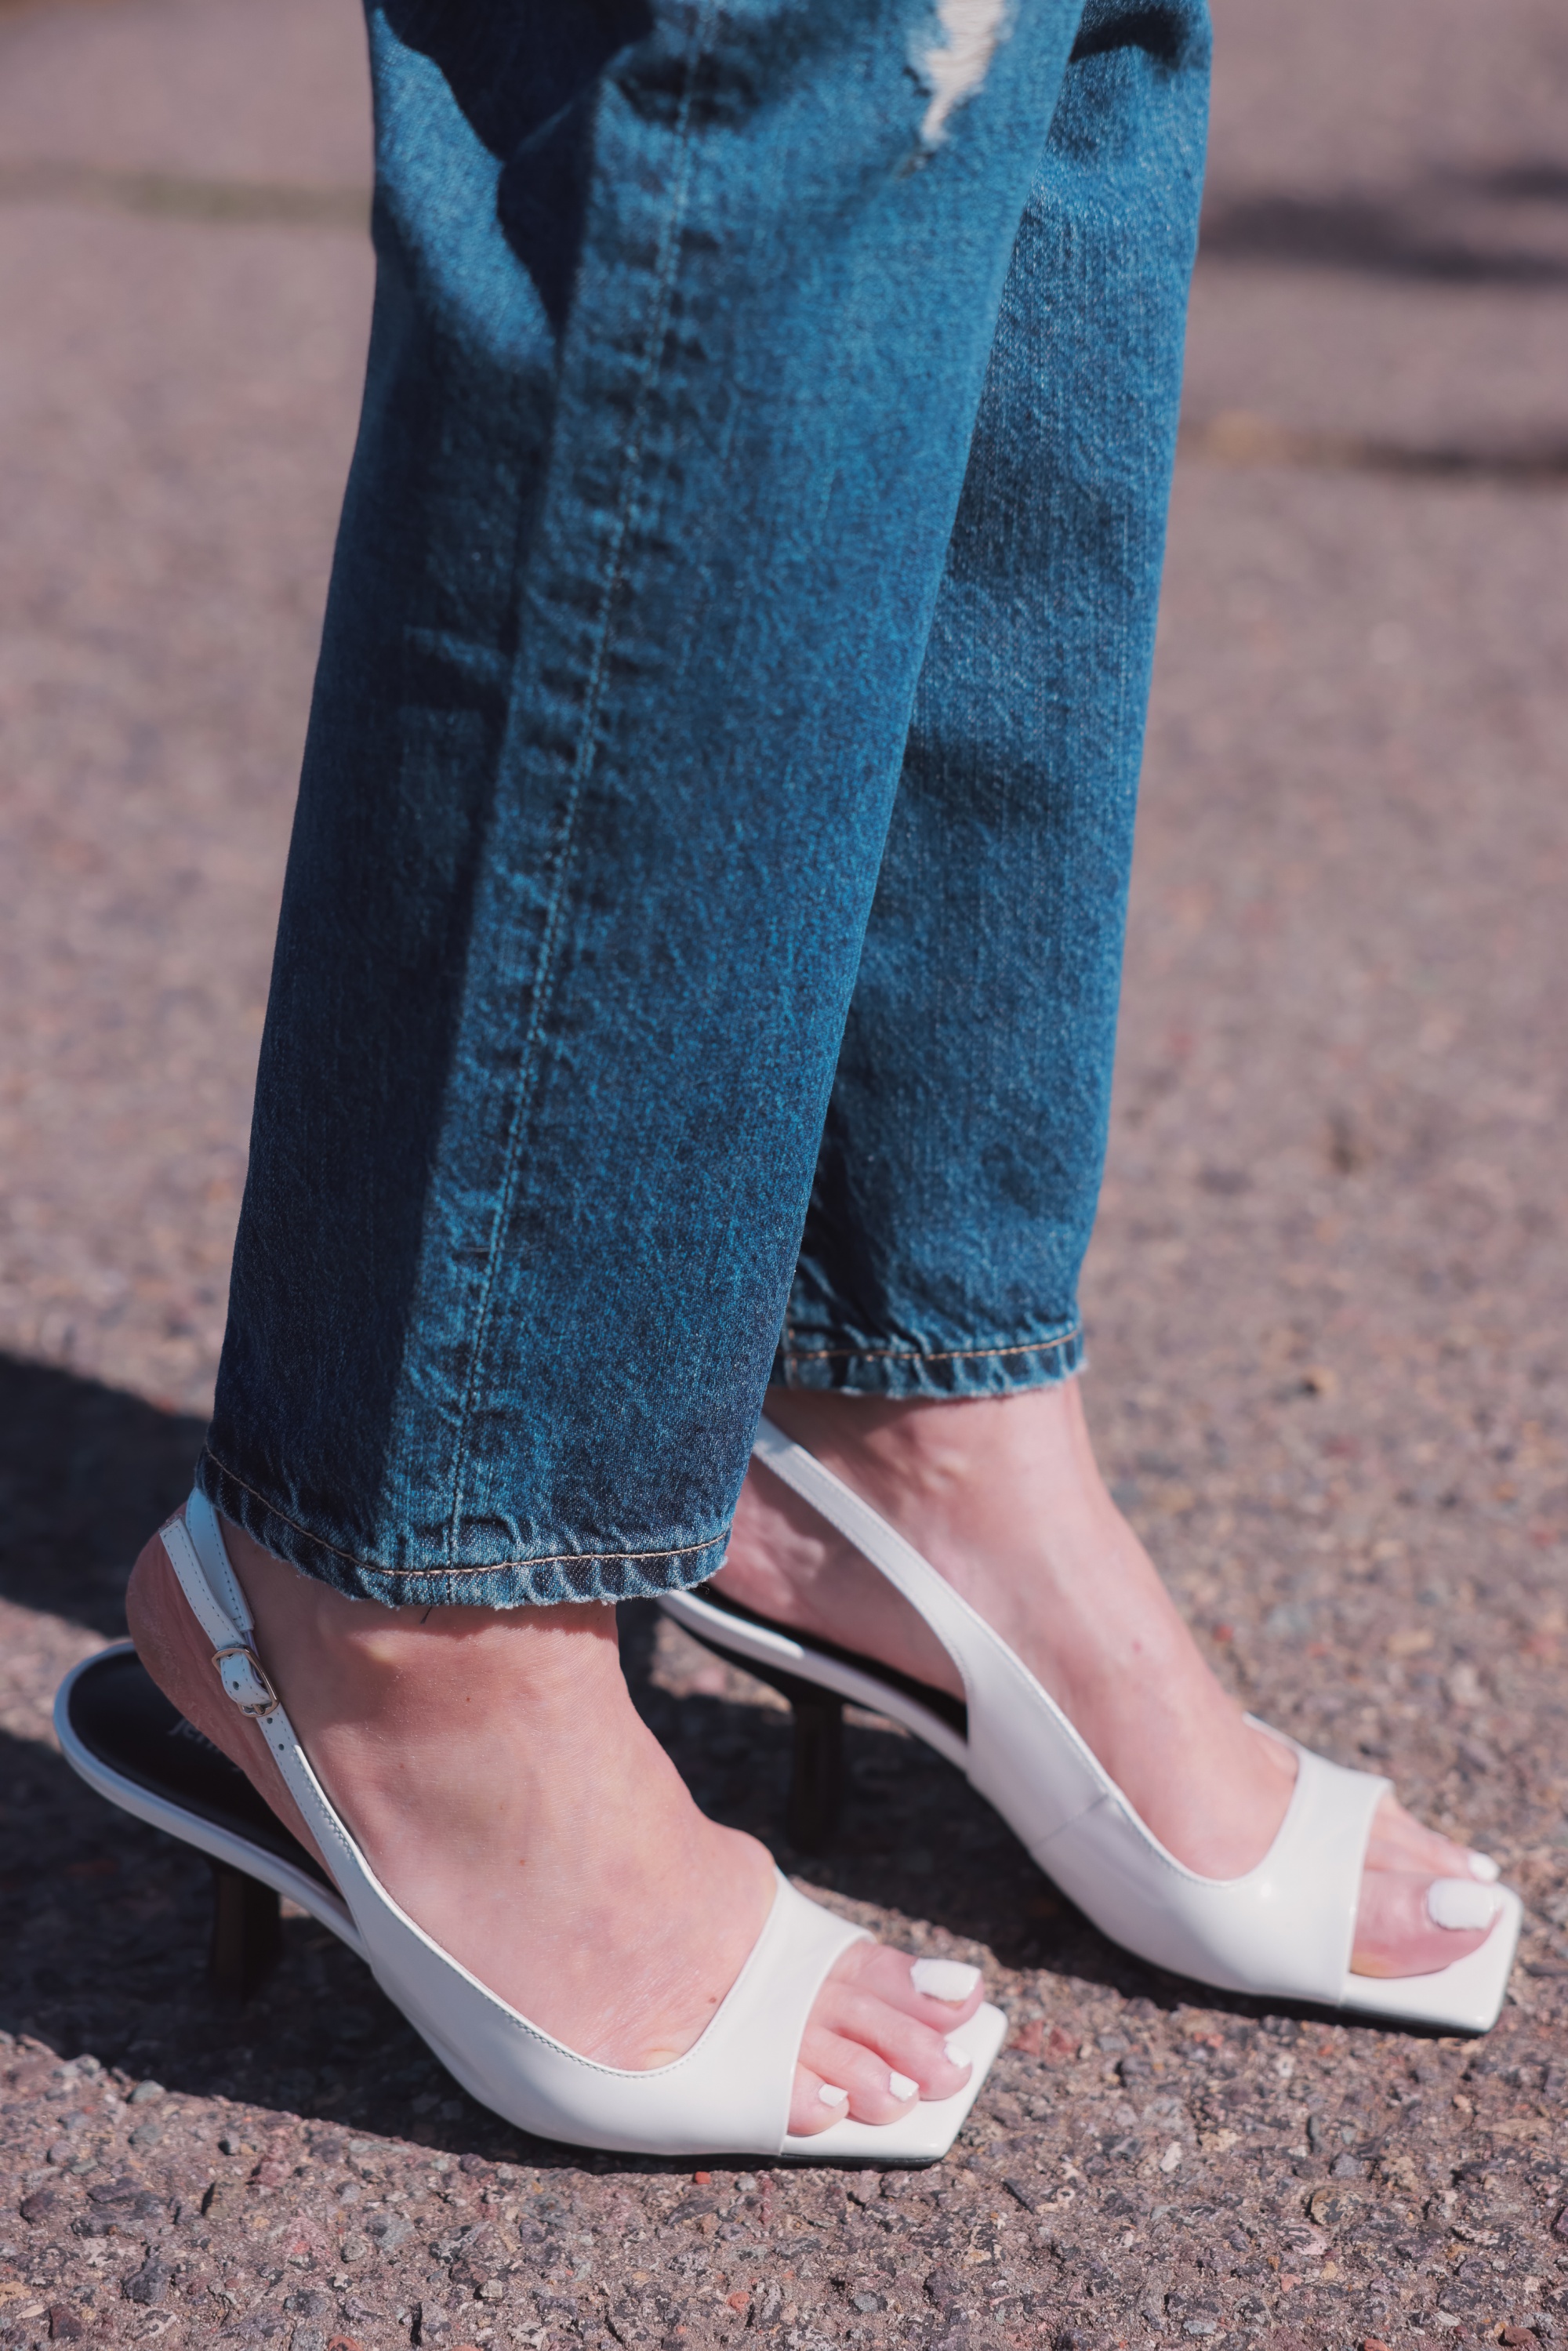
[[198, 0, 1210, 1606]]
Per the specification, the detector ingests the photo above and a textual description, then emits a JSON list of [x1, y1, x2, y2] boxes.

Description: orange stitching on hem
[[201, 1450, 728, 1580], [779, 1329, 1082, 1367]]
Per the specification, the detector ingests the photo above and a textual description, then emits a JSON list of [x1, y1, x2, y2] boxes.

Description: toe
[[832, 1939, 985, 2029], [1350, 1867, 1501, 1979], [804, 1985, 973, 2100], [794, 2024, 924, 2125], [1364, 1791, 1497, 1884], [789, 1944, 983, 2133], [786, 2065, 854, 2138]]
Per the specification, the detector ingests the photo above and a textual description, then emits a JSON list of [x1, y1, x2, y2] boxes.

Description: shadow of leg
[[0, 1352, 205, 1638]]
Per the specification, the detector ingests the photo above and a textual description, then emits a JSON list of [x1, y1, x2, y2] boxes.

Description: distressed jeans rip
[[916, 0, 1011, 147]]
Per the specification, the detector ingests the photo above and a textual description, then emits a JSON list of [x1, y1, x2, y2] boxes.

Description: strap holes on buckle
[[211, 1645, 281, 1719]]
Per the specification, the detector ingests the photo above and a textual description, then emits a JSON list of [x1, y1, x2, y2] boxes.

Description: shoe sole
[[55, 1642, 363, 1952]]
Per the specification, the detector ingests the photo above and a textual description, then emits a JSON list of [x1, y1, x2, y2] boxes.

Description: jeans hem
[[195, 1449, 728, 1610], [771, 1322, 1085, 1398]]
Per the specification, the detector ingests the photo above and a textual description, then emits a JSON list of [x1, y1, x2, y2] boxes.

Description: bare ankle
[[763, 1380, 1105, 1513]]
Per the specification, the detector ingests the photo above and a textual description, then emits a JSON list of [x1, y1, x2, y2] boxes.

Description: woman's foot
[[126, 1515, 985, 2138], [714, 1384, 1503, 1982]]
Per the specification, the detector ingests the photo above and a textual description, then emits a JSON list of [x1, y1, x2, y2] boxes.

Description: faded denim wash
[[198, 0, 1212, 1605]]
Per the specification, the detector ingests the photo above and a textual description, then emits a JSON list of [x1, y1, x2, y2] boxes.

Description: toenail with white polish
[[1465, 1850, 1501, 1882], [944, 2038, 972, 2070], [818, 2083, 849, 2108], [910, 1958, 982, 2004], [1427, 1878, 1501, 1931], [888, 2071, 919, 2101]]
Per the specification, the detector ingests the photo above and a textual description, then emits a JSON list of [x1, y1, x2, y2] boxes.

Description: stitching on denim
[[444, 0, 723, 1563], [779, 1327, 1082, 1366], [203, 1449, 727, 1578]]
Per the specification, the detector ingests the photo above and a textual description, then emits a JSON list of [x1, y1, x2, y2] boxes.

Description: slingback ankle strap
[[162, 1493, 279, 1718]]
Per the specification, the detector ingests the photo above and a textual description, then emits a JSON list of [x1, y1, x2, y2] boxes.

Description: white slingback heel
[[660, 1417, 1523, 2034], [56, 1490, 1006, 2161]]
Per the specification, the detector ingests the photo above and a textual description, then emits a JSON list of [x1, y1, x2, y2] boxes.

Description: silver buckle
[[212, 1645, 280, 1719]]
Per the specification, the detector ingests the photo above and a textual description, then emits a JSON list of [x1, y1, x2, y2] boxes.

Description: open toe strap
[[162, 1493, 871, 2155], [1049, 1732, 1523, 2028], [1034, 1732, 1391, 2003]]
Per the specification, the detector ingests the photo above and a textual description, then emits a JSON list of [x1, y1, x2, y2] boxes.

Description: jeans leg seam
[[443, 3, 724, 1560]]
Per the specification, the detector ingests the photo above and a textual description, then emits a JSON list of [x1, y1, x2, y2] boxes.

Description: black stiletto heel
[[670, 1581, 971, 1856], [208, 1859, 282, 1999], [676, 1617, 849, 1852], [784, 1684, 844, 1854]]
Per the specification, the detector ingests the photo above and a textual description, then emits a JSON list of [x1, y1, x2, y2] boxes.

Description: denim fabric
[[199, 0, 1211, 1605], [784, 8, 1205, 1394]]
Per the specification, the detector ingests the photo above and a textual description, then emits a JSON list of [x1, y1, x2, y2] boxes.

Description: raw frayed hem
[[194, 1449, 729, 1610]]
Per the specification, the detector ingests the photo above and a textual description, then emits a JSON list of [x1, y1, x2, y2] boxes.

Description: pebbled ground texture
[[2, 1, 1566, 2348]]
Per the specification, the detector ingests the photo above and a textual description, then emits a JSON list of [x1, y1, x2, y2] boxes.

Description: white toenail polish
[[910, 1958, 982, 2004], [888, 2071, 918, 2101], [818, 2083, 849, 2108], [1465, 1849, 1501, 1883], [944, 2038, 972, 2070], [1427, 1879, 1500, 1931]]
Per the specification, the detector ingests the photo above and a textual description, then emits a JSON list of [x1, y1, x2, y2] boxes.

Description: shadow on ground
[[1200, 157, 1568, 283], [0, 1354, 206, 1637]]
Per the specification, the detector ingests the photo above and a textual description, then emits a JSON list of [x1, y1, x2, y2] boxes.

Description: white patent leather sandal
[[56, 1490, 1006, 2161], [660, 1417, 1523, 2035]]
